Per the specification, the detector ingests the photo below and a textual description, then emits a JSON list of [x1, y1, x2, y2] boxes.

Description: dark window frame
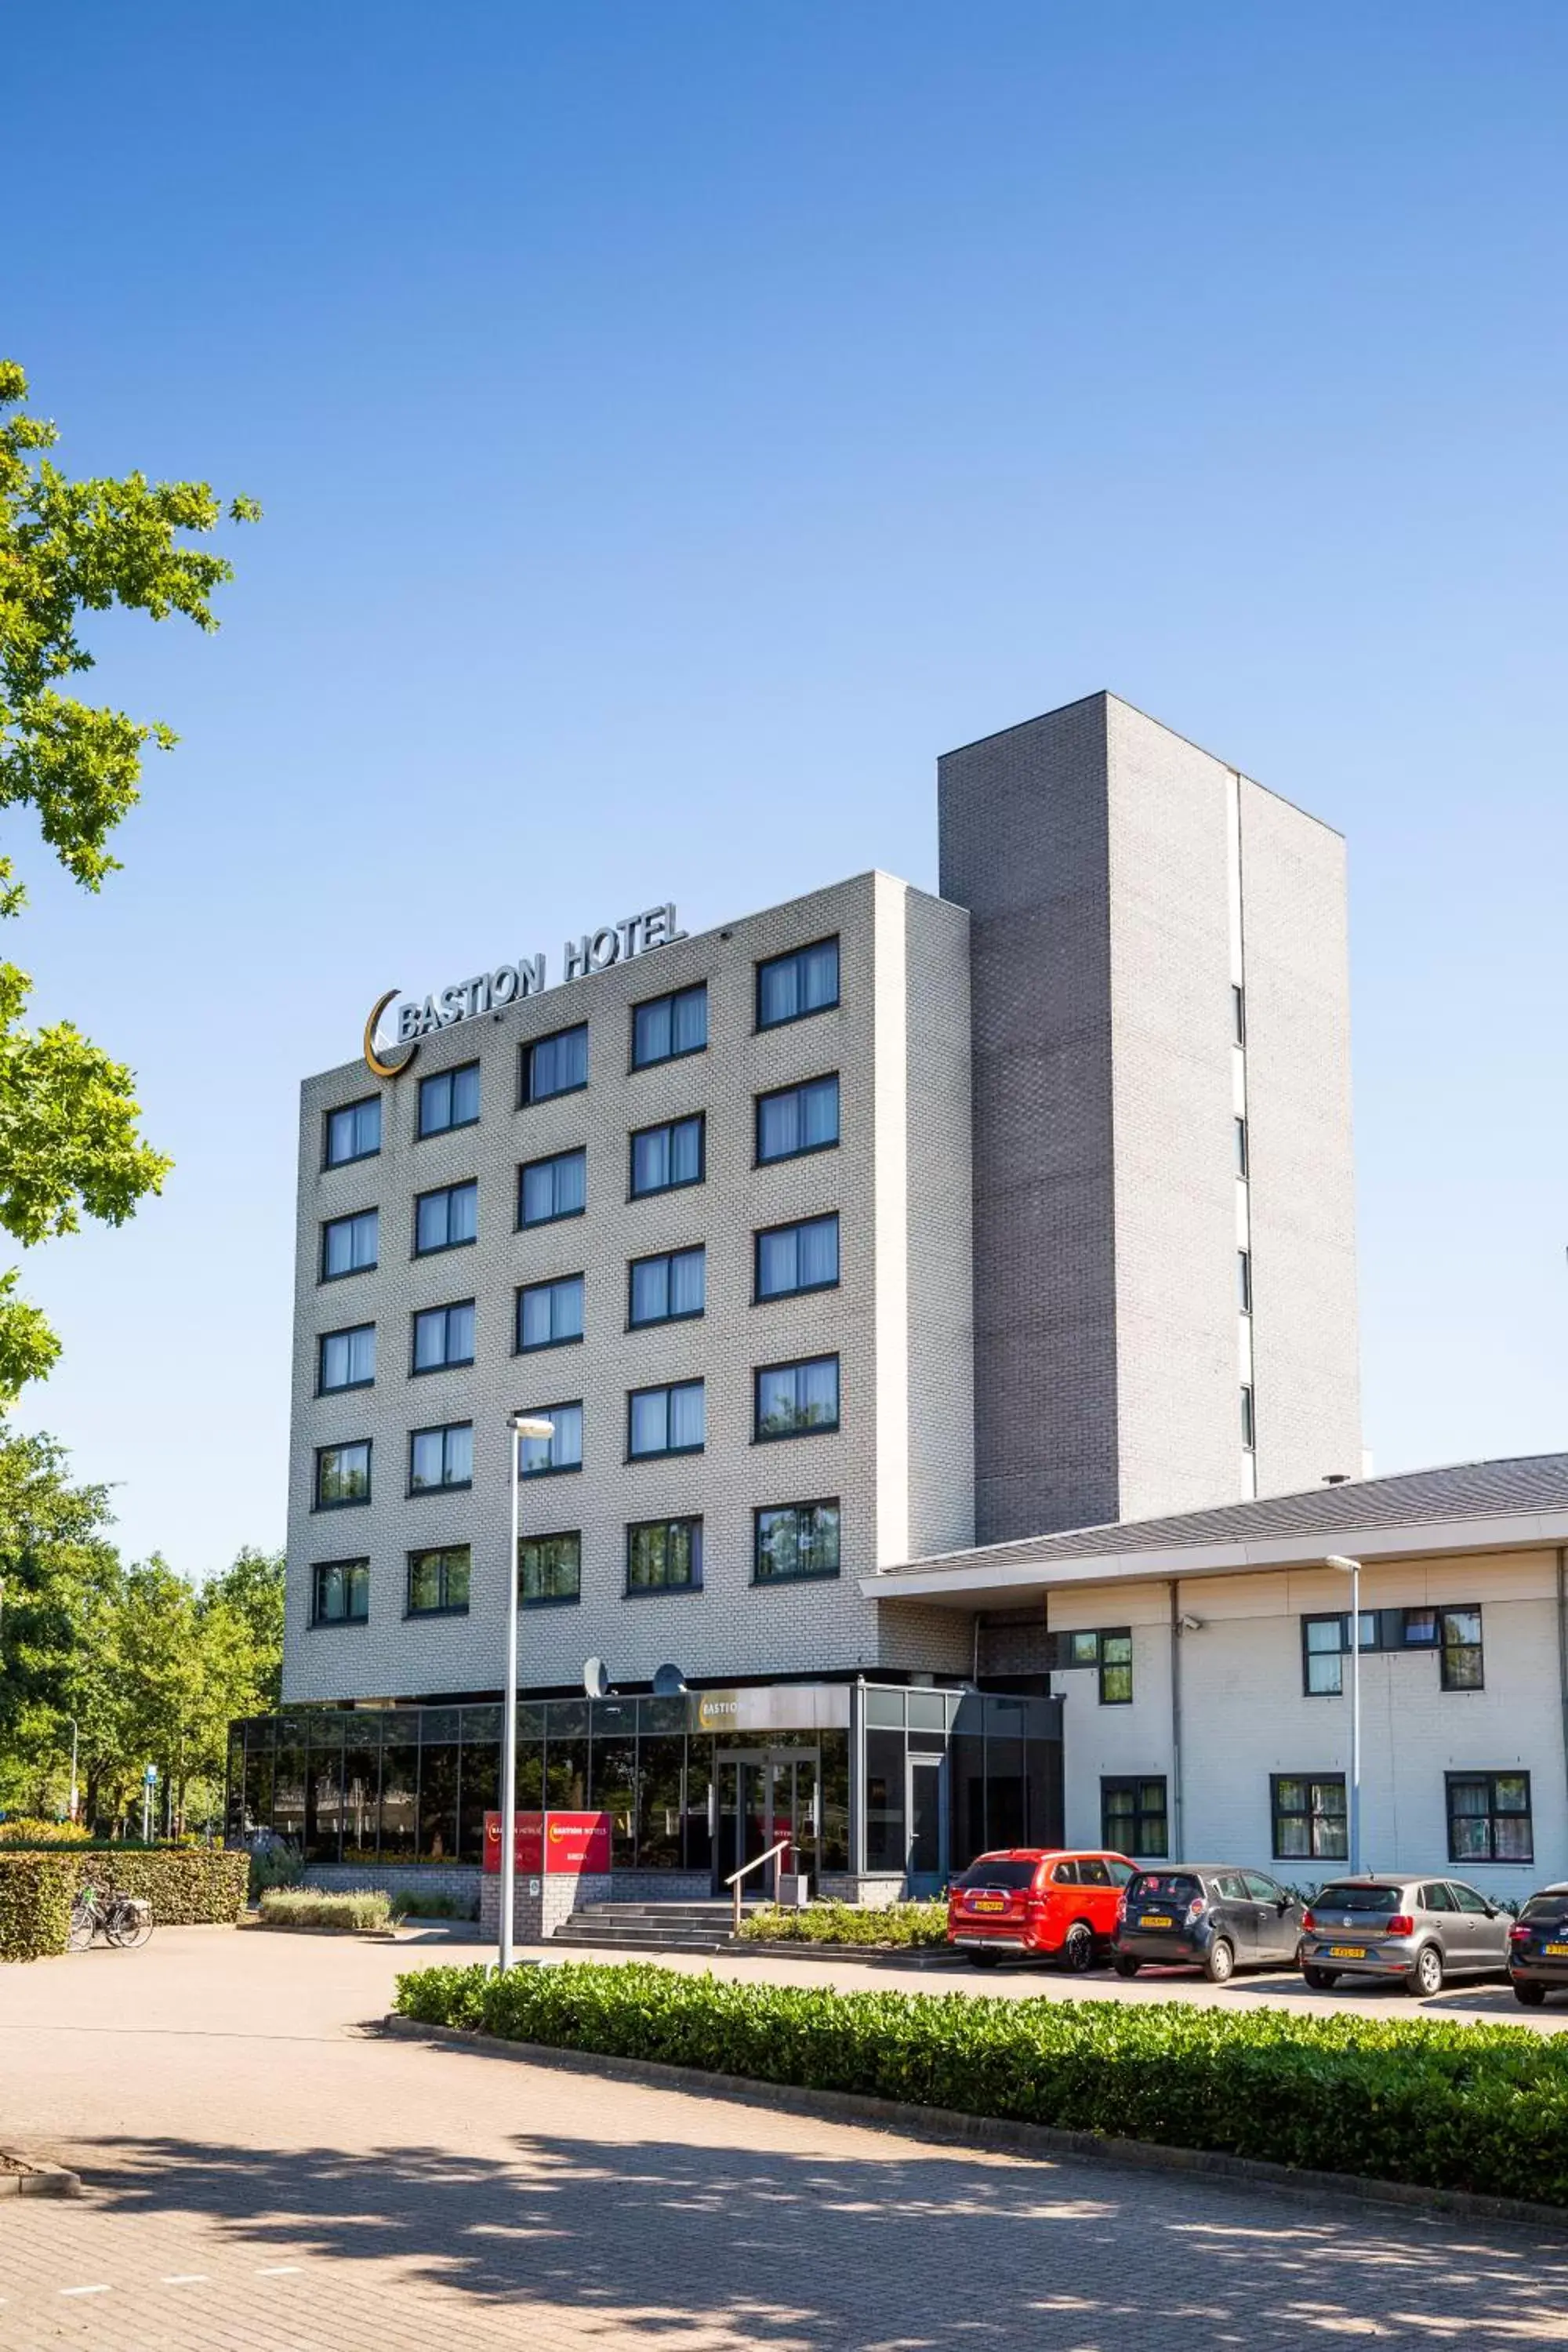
[[627, 1245, 706, 1330], [405, 1544, 473, 1619], [1099, 1776, 1168, 1858], [407, 1421, 474, 1497], [314, 1439, 372, 1512], [752, 1352, 841, 1443], [626, 1377, 706, 1461], [520, 1022, 589, 1106], [517, 1401, 584, 1479], [1439, 1606, 1485, 1693], [409, 1299, 476, 1376], [628, 1111, 706, 1200], [417, 1059, 481, 1140], [320, 1207, 379, 1283], [1240, 1383, 1256, 1450], [753, 1211, 840, 1303], [318, 1323, 376, 1396], [752, 1499, 842, 1586], [1301, 1606, 1485, 1697], [413, 1178, 478, 1258], [1269, 1772, 1348, 1862], [1047, 1626, 1132, 1703], [755, 935, 841, 1033], [625, 1515, 704, 1596], [515, 1272, 586, 1354], [630, 981, 709, 1071], [1237, 1249, 1252, 1314], [310, 1555, 369, 1628], [754, 1073, 840, 1167], [1235, 1115, 1249, 1177], [1445, 1769, 1533, 1865], [518, 1528, 583, 1608], [517, 1146, 587, 1229], [323, 1095, 382, 1170]]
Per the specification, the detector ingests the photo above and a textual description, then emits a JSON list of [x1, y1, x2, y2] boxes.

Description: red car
[[947, 1848, 1136, 1970]]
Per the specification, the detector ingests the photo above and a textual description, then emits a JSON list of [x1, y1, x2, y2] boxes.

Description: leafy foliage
[[259, 1888, 392, 1932], [248, 1839, 304, 1900], [0, 360, 256, 1397], [394, 1961, 1568, 2207], [71, 1846, 247, 1926], [0, 1815, 89, 1844], [0, 1849, 77, 1959], [740, 1900, 947, 1947]]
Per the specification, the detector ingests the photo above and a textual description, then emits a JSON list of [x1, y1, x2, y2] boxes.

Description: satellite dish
[[652, 1663, 687, 1697], [583, 1657, 610, 1699]]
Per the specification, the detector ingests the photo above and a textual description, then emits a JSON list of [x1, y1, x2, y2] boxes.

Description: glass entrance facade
[[227, 1681, 1062, 1891]]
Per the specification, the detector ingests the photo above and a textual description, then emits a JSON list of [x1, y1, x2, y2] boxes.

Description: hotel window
[[517, 1273, 585, 1352], [756, 1073, 839, 1165], [319, 1323, 375, 1394], [408, 1421, 473, 1494], [1235, 1116, 1249, 1177], [418, 1062, 480, 1138], [518, 1403, 583, 1477], [1232, 983, 1246, 1044], [1047, 1628, 1133, 1704], [626, 1516, 702, 1595], [1301, 1606, 1484, 1696], [519, 1146, 586, 1228], [1302, 1611, 1374, 1696], [628, 1379, 705, 1459], [628, 1246, 705, 1327], [757, 937, 840, 1030], [1101, 1777, 1168, 1858], [1439, 1606, 1484, 1691], [755, 1212, 839, 1301], [1237, 1250, 1252, 1312], [1271, 1774, 1348, 1862], [325, 1096, 381, 1168], [321, 1208, 378, 1281], [314, 1440, 370, 1509], [311, 1557, 368, 1627], [631, 983, 707, 1069], [754, 1355, 839, 1440], [415, 1179, 477, 1256], [1447, 1771, 1533, 1864], [753, 1500, 840, 1584], [519, 1530, 582, 1607], [406, 1544, 471, 1617], [1240, 1383, 1256, 1450], [630, 1112, 704, 1198], [521, 1023, 588, 1104], [411, 1299, 474, 1373]]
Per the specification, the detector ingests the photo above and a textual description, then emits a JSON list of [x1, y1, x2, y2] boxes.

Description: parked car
[[1113, 1865, 1305, 1984], [1507, 1882, 1568, 2005], [946, 1849, 1134, 1969], [1299, 1875, 1512, 1996]]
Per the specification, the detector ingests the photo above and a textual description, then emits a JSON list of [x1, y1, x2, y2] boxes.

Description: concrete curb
[[380, 2013, 1568, 2238], [0, 2157, 82, 2200]]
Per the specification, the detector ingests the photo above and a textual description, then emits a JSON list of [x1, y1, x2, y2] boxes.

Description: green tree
[[0, 360, 257, 1397]]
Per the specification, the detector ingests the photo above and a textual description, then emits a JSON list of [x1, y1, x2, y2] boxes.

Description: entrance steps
[[550, 1899, 755, 1955]]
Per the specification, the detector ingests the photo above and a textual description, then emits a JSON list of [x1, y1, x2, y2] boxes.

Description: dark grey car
[[1300, 1875, 1512, 1996]]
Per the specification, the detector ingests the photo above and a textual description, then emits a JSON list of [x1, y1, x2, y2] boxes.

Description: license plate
[[1328, 1945, 1367, 1960], [1139, 1914, 1173, 1929], [970, 1898, 1005, 1913], [1546, 1943, 1568, 1957]]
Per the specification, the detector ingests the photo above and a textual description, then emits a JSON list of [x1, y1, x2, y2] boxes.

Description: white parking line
[[60, 2285, 111, 2296], [255, 2264, 302, 2276], [163, 2273, 209, 2284]]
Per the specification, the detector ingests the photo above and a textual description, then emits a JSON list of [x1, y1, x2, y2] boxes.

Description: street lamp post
[[1325, 1555, 1363, 1873], [500, 1413, 555, 1975]]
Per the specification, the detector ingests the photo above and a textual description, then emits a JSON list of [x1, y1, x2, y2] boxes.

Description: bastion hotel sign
[[364, 902, 685, 1076]]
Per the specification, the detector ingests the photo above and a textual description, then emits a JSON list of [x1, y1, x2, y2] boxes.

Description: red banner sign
[[482, 1810, 612, 1875]]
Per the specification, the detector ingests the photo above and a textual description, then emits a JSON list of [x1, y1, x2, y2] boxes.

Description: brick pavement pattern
[[3, 1927, 1567, 2350]]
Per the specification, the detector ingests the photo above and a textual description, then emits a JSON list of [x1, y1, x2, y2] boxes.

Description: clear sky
[[6, 2, 1566, 1577]]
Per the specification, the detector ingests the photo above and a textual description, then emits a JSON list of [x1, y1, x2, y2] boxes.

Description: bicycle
[[68, 1883, 154, 1951]]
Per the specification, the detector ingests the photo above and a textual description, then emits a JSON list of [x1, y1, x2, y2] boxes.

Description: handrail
[[724, 1836, 793, 1934]]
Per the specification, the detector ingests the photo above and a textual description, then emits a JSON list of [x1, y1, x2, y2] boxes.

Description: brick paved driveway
[[2, 1927, 1566, 2350]]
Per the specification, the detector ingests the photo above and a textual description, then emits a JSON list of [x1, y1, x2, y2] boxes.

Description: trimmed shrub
[[249, 1840, 305, 1900], [741, 1900, 947, 1948], [75, 1848, 248, 1925], [395, 1890, 480, 1922], [0, 1853, 78, 1961], [259, 1888, 392, 1932], [394, 1960, 1568, 2207]]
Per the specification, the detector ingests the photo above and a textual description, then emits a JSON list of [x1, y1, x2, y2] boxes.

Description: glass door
[[768, 1752, 821, 1895], [906, 1755, 946, 1894], [713, 1751, 769, 1894]]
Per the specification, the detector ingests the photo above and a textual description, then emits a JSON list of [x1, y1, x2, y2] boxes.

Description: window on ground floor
[[1446, 1771, 1532, 1864], [1101, 1776, 1167, 1857], [1271, 1773, 1348, 1861]]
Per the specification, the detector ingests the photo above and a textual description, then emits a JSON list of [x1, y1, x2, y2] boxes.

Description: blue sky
[[6, 2, 1566, 1574]]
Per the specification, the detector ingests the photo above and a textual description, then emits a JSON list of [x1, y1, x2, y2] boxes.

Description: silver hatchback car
[[1300, 1874, 1512, 1996]]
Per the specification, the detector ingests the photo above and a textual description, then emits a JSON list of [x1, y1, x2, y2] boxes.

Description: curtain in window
[[797, 1358, 838, 1427], [668, 1247, 704, 1316], [630, 1259, 669, 1323], [797, 1215, 837, 1288], [410, 1431, 445, 1490], [800, 1076, 839, 1149], [671, 988, 706, 1054], [668, 1381, 704, 1450], [630, 1390, 668, 1455]]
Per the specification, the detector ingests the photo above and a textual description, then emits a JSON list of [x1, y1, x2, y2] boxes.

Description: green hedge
[[740, 1900, 947, 1948], [393, 1960, 1568, 2206], [258, 1888, 392, 1932], [0, 1853, 79, 1961], [74, 1848, 249, 1926]]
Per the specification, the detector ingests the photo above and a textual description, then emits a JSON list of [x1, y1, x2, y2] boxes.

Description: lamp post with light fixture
[[500, 1413, 556, 1974], [1324, 1555, 1363, 1872]]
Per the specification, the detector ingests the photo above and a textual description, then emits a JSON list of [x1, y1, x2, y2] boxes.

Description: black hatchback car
[[1508, 1883, 1568, 2005], [1114, 1865, 1306, 1984]]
